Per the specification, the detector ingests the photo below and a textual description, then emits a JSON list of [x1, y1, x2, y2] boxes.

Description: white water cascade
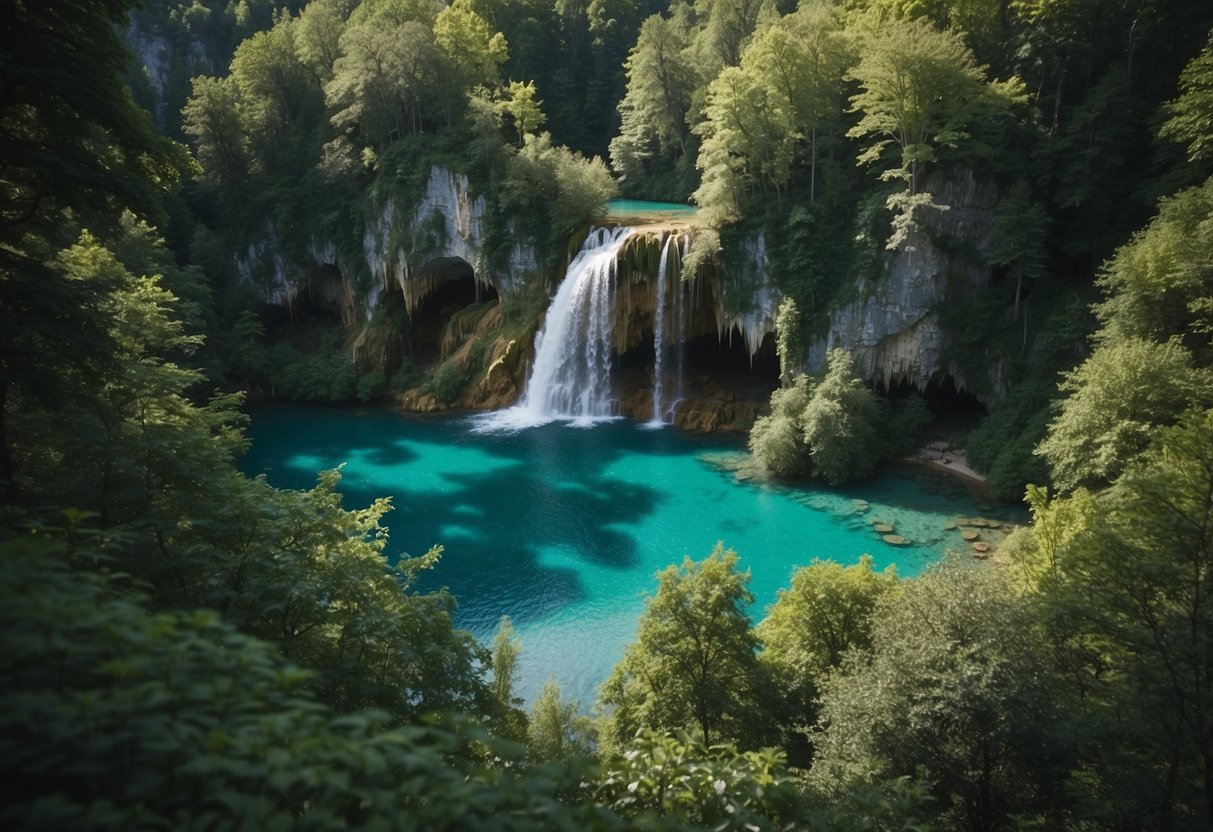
[[647, 234, 676, 426], [475, 226, 636, 431], [675, 235, 690, 409]]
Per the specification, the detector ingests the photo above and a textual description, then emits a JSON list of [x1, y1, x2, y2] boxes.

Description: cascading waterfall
[[476, 226, 635, 431], [675, 235, 690, 410], [647, 233, 676, 426]]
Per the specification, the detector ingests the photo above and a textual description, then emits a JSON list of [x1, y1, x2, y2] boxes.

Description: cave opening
[[284, 263, 346, 323], [407, 258, 497, 365], [684, 328, 780, 398], [885, 374, 988, 430]]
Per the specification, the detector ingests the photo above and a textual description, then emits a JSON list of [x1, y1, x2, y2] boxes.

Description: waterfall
[[675, 235, 690, 411], [648, 234, 675, 425], [475, 226, 635, 431]]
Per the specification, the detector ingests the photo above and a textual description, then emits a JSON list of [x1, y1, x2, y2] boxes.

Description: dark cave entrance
[[684, 328, 780, 399], [885, 374, 988, 432], [407, 258, 498, 365]]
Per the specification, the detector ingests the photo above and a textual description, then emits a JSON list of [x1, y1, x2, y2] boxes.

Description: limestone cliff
[[361, 166, 539, 315], [805, 172, 999, 395], [236, 165, 539, 322]]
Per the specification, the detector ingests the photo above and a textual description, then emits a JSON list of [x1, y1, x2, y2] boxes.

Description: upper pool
[[243, 405, 1019, 708], [604, 199, 699, 222]]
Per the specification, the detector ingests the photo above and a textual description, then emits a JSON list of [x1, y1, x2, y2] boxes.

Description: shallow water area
[[604, 198, 698, 223], [243, 404, 1022, 708]]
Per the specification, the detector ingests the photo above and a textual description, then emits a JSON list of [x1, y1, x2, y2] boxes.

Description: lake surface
[[604, 198, 698, 221], [243, 405, 1018, 708]]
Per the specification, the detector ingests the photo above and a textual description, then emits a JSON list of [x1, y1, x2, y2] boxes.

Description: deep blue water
[[243, 405, 1018, 707]]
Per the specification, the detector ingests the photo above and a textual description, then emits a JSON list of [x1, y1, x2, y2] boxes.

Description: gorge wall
[[237, 164, 999, 428], [804, 172, 1000, 397]]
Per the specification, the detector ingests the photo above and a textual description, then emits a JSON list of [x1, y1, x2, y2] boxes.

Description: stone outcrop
[[362, 166, 539, 316], [236, 165, 540, 322], [805, 171, 999, 395]]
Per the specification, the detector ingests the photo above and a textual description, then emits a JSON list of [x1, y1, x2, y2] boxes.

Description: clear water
[[243, 405, 1020, 709], [605, 199, 698, 220]]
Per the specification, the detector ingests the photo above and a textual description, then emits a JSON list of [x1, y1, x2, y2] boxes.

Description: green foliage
[[845, 15, 1024, 245], [503, 80, 547, 146], [610, 9, 699, 195], [0, 535, 605, 831], [774, 295, 805, 380], [965, 377, 1055, 500], [423, 356, 473, 404], [434, 2, 510, 91], [1036, 337, 1213, 492], [749, 352, 893, 484], [491, 615, 529, 742], [802, 350, 884, 485], [1015, 411, 1213, 826], [1160, 33, 1213, 166], [502, 131, 617, 247], [693, 0, 850, 224], [757, 555, 900, 765], [1096, 175, 1213, 353], [749, 373, 815, 476], [595, 730, 800, 831], [812, 559, 1072, 831], [528, 678, 594, 764], [598, 544, 775, 753]]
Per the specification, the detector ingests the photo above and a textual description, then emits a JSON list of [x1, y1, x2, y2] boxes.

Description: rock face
[[235, 165, 540, 321], [805, 171, 999, 395], [362, 166, 539, 316]]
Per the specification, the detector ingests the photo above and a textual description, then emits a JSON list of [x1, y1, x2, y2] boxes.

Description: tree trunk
[[0, 380, 12, 504]]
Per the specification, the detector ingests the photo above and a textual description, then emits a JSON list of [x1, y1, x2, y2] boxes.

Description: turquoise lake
[[604, 198, 698, 220], [244, 405, 1019, 708]]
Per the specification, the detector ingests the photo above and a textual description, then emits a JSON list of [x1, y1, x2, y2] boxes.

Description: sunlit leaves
[[597, 544, 773, 752]]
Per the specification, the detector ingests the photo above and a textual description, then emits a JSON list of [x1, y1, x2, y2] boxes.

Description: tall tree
[[0, 0, 189, 497], [812, 560, 1072, 831], [845, 16, 1023, 247], [598, 544, 774, 752], [757, 555, 899, 763], [610, 9, 698, 181], [182, 75, 254, 216]]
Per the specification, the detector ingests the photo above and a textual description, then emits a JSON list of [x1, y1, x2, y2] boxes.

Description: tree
[[0, 0, 189, 497], [812, 560, 1072, 831], [1035, 337, 1213, 492], [326, 19, 443, 141], [610, 10, 698, 180], [845, 16, 1023, 247], [594, 730, 800, 830], [757, 555, 899, 764], [1038, 411, 1213, 827], [597, 544, 773, 752], [528, 678, 593, 763], [801, 350, 883, 485], [491, 615, 528, 740], [434, 2, 510, 92], [989, 179, 1049, 326], [295, 0, 348, 84], [1095, 175, 1213, 353], [503, 80, 547, 146], [693, 63, 795, 221], [229, 17, 319, 141], [741, 0, 849, 202], [181, 75, 253, 215], [1160, 32, 1213, 166], [748, 373, 814, 476], [692, 0, 776, 73]]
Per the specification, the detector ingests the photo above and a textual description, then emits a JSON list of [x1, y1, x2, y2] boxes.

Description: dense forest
[[3, 0, 1213, 829]]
